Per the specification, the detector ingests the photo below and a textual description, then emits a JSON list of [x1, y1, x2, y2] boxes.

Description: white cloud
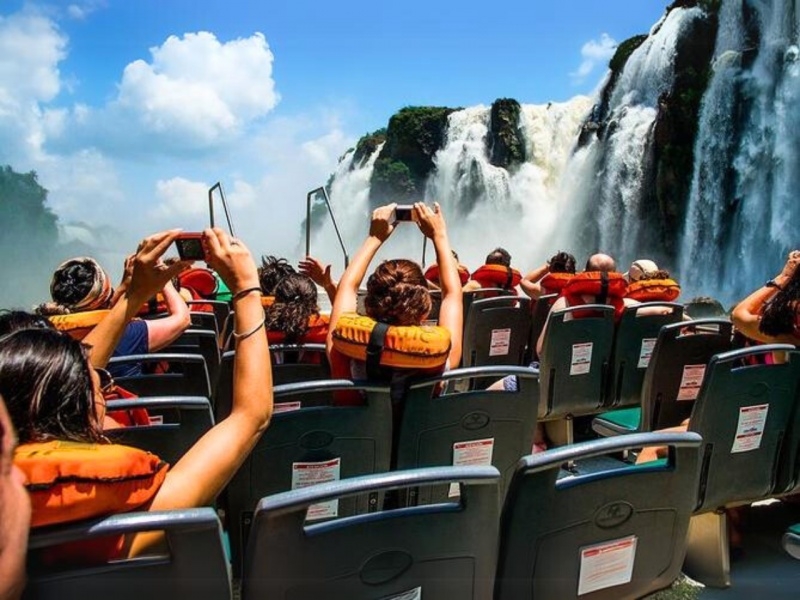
[[67, 1, 106, 21], [151, 177, 210, 220], [570, 33, 616, 84], [112, 31, 279, 148]]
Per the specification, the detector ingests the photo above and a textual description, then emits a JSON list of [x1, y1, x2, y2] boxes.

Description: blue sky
[[0, 0, 670, 263]]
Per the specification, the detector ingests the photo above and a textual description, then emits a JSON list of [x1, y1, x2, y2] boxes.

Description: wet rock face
[[487, 98, 526, 170], [368, 106, 457, 206], [351, 129, 386, 170], [652, 2, 719, 256]]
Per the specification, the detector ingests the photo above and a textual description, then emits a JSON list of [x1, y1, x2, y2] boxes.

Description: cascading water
[[681, 0, 800, 303], [554, 6, 705, 268]]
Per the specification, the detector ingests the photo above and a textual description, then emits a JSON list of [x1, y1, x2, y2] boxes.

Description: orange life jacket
[[261, 295, 276, 308], [267, 313, 330, 344], [15, 440, 168, 528], [48, 310, 110, 341], [562, 271, 628, 321], [178, 268, 218, 299], [626, 278, 681, 302], [424, 264, 471, 286], [540, 272, 574, 295], [470, 264, 522, 290]]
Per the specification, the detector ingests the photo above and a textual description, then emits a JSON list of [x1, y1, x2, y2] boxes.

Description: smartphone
[[393, 204, 415, 222], [174, 233, 205, 261]]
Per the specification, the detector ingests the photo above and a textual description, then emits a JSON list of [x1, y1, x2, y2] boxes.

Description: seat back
[[463, 288, 516, 327], [538, 305, 615, 419], [462, 296, 532, 374], [110, 353, 211, 399], [495, 432, 703, 600], [396, 366, 539, 502], [241, 466, 500, 600], [689, 345, 800, 512], [226, 380, 393, 576], [187, 299, 230, 338], [105, 396, 214, 466], [163, 329, 221, 386], [189, 311, 219, 336], [214, 346, 332, 422], [608, 303, 685, 409], [24, 508, 231, 600], [641, 319, 733, 431], [525, 293, 558, 363]]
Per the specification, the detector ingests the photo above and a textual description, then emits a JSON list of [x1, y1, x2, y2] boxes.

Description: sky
[[0, 0, 672, 270]]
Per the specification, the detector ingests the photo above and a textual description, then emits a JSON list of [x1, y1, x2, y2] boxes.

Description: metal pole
[[305, 187, 350, 269]]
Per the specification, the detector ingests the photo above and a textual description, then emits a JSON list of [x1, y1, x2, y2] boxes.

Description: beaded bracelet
[[232, 286, 262, 302]]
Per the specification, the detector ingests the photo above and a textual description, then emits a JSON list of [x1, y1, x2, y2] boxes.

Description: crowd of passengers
[[0, 201, 798, 598]]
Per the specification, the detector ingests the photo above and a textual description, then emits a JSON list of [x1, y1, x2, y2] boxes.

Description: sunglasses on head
[[94, 368, 115, 395]]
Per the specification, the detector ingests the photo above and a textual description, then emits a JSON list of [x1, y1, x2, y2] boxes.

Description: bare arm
[[145, 281, 192, 351], [326, 204, 396, 356], [83, 231, 191, 368], [520, 263, 549, 300], [133, 230, 272, 553], [415, 202, 462, 369]]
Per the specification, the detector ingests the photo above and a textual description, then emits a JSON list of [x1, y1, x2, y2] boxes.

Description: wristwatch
[[765, 279, 783, 290]]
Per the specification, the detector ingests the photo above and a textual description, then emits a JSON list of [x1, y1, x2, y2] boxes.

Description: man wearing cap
[[625, 259, 660, 283]]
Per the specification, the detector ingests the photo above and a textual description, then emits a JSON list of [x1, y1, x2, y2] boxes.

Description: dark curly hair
[[548, 251, 576, 274], [265, 273, 319, 342], [0, 328, 103, 444], [364, 259, 432, 326], [760, 268, 800, 337], [258, 256, 296, 296]]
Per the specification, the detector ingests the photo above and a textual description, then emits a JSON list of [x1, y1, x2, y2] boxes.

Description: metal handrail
[[305, 187, 349, 269]]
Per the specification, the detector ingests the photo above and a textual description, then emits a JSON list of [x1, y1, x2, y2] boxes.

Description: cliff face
[[368, 106, 457, 206], [487, 98, 526, 169]]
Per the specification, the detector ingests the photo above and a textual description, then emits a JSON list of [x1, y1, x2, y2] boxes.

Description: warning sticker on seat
[[577, 535, 637, 596], [489, 328, 511, 356], [381, 587, 421, 600], [273, 401, 302, 414], [292, 457, 340, 521], [731, 404, 769, 454], [676, 364, 706, 401], [637, 338, 657, 369], [449, 438, 494, 497], [570, 342, 593, 375]]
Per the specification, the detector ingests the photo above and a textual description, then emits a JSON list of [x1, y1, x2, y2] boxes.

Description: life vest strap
[[597, 271, 609, 305], [366, 321, 390, 380]]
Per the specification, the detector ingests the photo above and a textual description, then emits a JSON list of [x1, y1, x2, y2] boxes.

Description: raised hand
[[299, 256, 333, 287], [202, 228, 259, 295], [369, 203, 397, 242], [414, 201, 447, 240], [127, 230, 192, 304]]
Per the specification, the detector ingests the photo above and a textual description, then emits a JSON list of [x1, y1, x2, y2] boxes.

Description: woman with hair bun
[[326, 202, 462, 390], [265, 272, 329, 345]]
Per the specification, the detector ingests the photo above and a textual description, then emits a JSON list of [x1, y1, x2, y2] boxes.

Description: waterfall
[[555, 6, 705, 268], [424, 98, 592, 270], [681, 0, 800, 303]]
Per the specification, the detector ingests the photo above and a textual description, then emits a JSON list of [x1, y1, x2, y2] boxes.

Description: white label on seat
[[148, 415, 164, 425], [292, 457, 341, 521], [273, 401, 302, 414], [382, 587, 421, 600], [676, 364, 706, 400], [489, 328, 511, 356], [449, 438, 495, 497], [731, 404, 769, 453], [577, 535, 637, 596], [637, 338, 657, 368], [570, 342, 593, 375]]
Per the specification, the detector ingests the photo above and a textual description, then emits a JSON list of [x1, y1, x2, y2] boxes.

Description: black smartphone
[[174, 233, 205, 261], [394, 205, 415, 222]]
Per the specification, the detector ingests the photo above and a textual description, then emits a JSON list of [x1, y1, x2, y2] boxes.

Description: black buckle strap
[[597, 271, 609, 305], [366, 321, 390, 380]]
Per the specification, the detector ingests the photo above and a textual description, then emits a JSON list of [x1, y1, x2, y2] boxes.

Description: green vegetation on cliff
[[351, 128, 387, 170], [488, 98, 526, 169], [369, 106, 457, 205]]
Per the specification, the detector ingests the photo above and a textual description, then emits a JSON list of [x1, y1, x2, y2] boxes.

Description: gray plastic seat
[[163, 329, 221, 385], [226, 379, 393, 577], [461, 296, 532, 378], [213, 345, 332, 422], [607, 302, 684, 409], [104, 396, 214, 466], [241, 465, 500, 600], [187, 299, 230, 339], [538, 304, 615, 420], [24, 508, 231, 600], [396, 365, 539, 502], [495, 431, 703, 600], [592, 318, 733, 437], [525, 293, 557, 363], [783, 524, 800, 560], [109, 353, 212, 399], [189, 311, 219, 336], [463, 287, 516, 323], [681, 345, 800, 588]]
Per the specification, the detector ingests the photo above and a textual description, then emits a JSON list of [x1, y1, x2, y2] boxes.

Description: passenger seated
[[3, 229, 272, 560], [520, 250, 576, 300], [424, 249, 470, 289], [463, 247, 522, 293], [259, 255, 296, 301], [38, 255, 191, 377], [684, 295, 726, 319], [326, 202, 462, 404], [624, 259, 681, 302]]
